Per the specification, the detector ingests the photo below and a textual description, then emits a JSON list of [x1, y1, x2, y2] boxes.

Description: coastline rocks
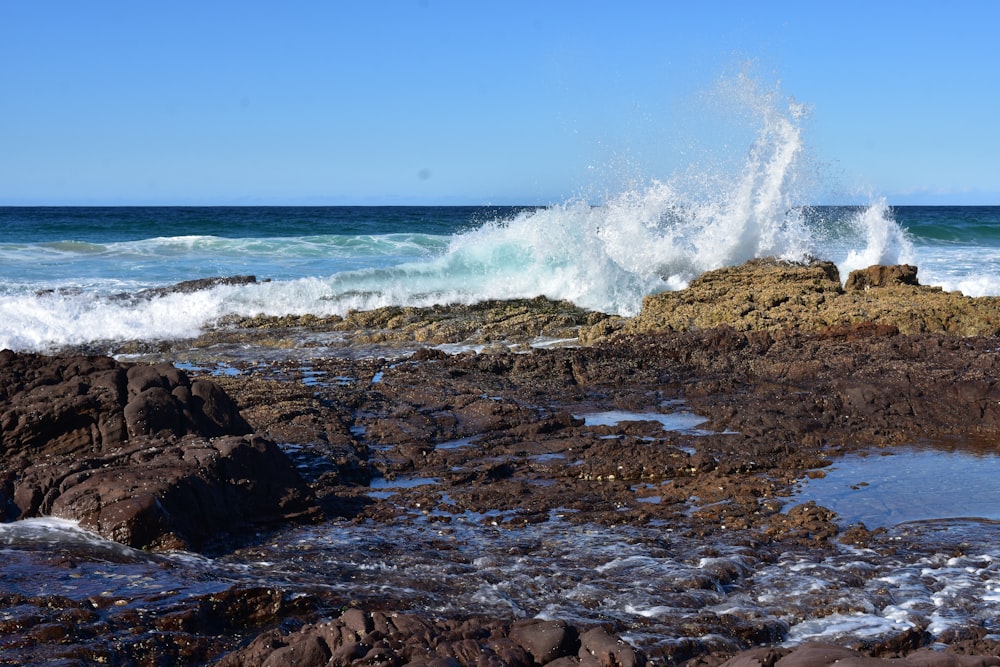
[[217, 608, 645, 667], [844, 264, 920, 290], [13, 260, 1000, 663], [0, 351, 251, 459], [616, 259, 1000, 338], [719, 642, 1000, 667], [200, 296, 615, 352], [13, 433, 319, 551], [0, 350, 319, 550]]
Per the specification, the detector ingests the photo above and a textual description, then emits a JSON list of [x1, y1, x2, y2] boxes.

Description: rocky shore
[[4, 259, 1000, 666]]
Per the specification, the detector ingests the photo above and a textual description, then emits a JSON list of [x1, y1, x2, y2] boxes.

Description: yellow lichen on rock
[[618, 258, 1000, 337]]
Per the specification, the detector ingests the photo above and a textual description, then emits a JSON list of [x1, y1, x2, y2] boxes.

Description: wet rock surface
[[0, 351, 319, 550], [212, 319, 1000, 542], [210, 320, 1000, 665], [6, 261, 1000, 665], [715, 642, 1000, 667], [217, 610, 644, 667]]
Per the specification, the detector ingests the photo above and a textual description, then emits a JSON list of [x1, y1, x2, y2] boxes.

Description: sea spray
[[396, 76, 858, 314], [837, 199, 915, 277]]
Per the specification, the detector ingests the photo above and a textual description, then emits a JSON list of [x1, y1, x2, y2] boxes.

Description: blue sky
[[2, 1, 998, 206]]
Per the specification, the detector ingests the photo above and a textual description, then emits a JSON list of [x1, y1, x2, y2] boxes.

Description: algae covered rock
[[622, 258, 1000, 336]]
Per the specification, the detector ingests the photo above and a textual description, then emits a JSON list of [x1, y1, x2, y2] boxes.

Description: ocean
[[2, 202, 998, 354]]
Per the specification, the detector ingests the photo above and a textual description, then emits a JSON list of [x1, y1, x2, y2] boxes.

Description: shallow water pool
[[791, 444, 1000, 527]]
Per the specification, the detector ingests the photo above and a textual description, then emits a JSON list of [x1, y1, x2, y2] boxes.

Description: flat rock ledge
[[0, 350, 319, 551], [218, 611, 1000, 667], [717, 642, 1000, 667]]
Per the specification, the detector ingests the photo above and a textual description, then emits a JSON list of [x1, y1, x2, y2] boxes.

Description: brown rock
[[845, 264, 920, 290], [260, 634, 331, 667], [1, 352, 249, 459], [578, 627, 645, 667], [341, 608, 374, 636], [618, 258, 1000, 337], [0, 352, 316, 550], [719, 643, 1000, 667], [10, 434, 318, 550], [509, 618, 580, 665], [218, 611, 644, 667]]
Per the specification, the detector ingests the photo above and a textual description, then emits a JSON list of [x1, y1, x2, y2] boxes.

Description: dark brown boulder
[[0, 351, 317, 550], [718, 642, 1000, 667], [1, 352, 250, 458], [844, 264, 920, 290], [509, 618, 580, 665], [218, 609, 644, 667], [578, 626, 646, 667]]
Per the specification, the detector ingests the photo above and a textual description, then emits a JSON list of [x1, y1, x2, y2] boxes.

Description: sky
[[1, 1, 998, 206]]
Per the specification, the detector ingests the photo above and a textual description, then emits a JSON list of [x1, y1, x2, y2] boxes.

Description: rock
[[619, 259, 1000, 337], [845, 264, 920, 290], [0, 352, 250, 458], [35, 434, 317, 550], [217, 610, 643, 667], [509, 619, 580, 665], [0, 351, 318, 550], [718, 642, 1000, 667], [204, 295, 615, 351], [132, 275, 261, 299], [621, 259, 845, 335], [578, 626, 645, 667]]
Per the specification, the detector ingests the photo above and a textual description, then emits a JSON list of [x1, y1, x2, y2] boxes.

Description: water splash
[[393, 74, 897, 315], [837, 198, 914, 277]]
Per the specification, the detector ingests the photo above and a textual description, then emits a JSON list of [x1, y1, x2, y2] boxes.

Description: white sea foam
[[784, 612, 915, 645], [835, 199, 915, 277]]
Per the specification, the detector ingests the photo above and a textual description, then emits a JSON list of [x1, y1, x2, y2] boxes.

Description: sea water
[[790, 445, 1000, 527], [1, 203, 997, 354]]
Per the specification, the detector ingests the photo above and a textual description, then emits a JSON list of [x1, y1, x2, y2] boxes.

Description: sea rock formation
[[10, 261, 1000, 664], [217, 608, 646, 667], [0, 350, 319, 550], [614, 259, 1000, 338], [719, 642, 1000, 667]]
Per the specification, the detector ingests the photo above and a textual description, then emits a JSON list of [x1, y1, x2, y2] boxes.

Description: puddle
[[174, 361, 243, 377], [367, 476, 439, 499], [790, 446, 1000, 527], [436, 437, 477, 451], [578, 410, 709, 433]]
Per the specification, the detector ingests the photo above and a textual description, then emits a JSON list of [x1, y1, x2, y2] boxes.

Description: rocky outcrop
[[217, 609, 645, 667], [612, 259, 1000, 338], [843, 263, 920, 290], [0, 350, 319, 550], [199, 296, 615, 352], [0, 351, 251, 457], [719, 642, 1000, 667]]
